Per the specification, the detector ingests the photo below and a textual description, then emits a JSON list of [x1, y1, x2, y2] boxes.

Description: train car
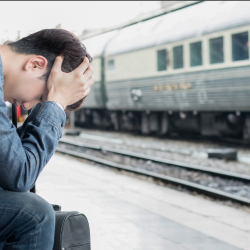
[[78, 1, 250, 139], [76, 31, 117, 128]]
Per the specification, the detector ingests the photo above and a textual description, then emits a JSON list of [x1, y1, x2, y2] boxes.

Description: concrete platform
[[36, 153, 250, 250]]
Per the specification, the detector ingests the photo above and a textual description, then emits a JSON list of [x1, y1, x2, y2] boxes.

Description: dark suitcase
[[12, 105, 91, 250], [52, 205, 91, 250]]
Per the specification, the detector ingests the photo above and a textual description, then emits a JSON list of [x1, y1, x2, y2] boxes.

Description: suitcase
[[12, 104, 91, 250], [52, 205, 91, 250]]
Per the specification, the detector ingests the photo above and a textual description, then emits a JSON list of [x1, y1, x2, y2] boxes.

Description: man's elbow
[[1, 177, 35, 192], [1, 157, 39, 192], [11, 186, 32, 192], [1, 183, 32, 192]]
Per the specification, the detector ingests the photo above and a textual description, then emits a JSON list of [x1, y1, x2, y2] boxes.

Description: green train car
[[77, 1, 250, 139]]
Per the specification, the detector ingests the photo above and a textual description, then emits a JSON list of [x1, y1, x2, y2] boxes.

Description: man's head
[[1, 29, 92, 111]]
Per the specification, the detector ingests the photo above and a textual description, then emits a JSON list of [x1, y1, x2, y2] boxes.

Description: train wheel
[[158, 112, 168, 135], [141, 112, 150, 134]]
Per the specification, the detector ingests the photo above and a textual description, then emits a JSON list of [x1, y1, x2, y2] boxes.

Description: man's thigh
[[0, 190, 55, 249]]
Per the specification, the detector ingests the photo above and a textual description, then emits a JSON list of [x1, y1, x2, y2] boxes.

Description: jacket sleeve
[[0, 96, 66, 192]]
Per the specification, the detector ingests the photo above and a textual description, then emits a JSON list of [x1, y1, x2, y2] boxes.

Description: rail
[[57, 138, 250, 206]]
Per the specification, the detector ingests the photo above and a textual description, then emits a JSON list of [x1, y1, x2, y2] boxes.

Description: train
[[77, 1, 250, 139]]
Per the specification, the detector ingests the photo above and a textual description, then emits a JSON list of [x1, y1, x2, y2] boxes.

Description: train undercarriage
[[74, 108, 250, 140]]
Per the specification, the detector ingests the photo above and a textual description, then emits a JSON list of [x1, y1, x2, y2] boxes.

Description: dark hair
[[8, 29, 92, 111]]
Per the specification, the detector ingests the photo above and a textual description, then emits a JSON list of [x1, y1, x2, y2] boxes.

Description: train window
[[232, 32, 249, 61], [108, 59, 115, 70], [157, 49, 167, 71], [210, 37, 224, 64], [190, 41, 202, 67], [173, 45, 184, 69]]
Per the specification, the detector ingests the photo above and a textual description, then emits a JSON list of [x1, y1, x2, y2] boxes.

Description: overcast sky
[[0, 1, 160, 43]]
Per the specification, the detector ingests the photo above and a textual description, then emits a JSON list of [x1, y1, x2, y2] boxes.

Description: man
[[0, 29, 94, 249]]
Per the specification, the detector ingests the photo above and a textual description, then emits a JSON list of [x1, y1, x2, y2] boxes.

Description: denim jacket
[[0, 56, 66, 192]]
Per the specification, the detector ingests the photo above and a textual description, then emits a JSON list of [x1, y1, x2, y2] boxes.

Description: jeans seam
[[0, 206, 41, 224], [0, 207, 40, 249]]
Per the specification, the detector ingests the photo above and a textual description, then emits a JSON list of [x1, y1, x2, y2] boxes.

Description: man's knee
[[23, 192, 54, 223], [0, 190, 55, 227]]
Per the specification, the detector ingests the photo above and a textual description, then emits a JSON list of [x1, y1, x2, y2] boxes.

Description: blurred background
[[3, 1, 250, 141], [2, 2, 250, 250], [0, 1, 190, 42], [1, 1, 196, 127]]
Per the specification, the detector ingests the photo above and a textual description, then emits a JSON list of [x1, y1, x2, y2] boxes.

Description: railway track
[[57, 137, 250, 206]]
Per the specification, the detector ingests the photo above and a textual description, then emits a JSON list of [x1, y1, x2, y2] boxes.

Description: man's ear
[[24, 56, 47, 71]]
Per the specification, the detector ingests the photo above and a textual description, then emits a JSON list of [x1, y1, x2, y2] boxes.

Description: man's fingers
[[74, 56, 90, 74], [82, 87, 91, 100], [81, 76, 94, 94], [52, 55, 64, 71], [86, 75, 95, 88], [84, 87, 91, 97], [81, 65, 94, 84]]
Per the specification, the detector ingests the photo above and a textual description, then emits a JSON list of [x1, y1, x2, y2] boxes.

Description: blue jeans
[[0, 190, 55, 250]]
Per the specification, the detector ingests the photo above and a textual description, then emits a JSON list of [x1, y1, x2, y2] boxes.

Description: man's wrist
[[47, 95, 66, 110], [54, 102, 65, 111]]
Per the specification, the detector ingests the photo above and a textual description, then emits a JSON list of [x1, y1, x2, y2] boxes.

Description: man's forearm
[[0, 101, 65, 192]]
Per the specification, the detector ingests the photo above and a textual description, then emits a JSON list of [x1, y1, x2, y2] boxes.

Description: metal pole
[[12, 104, 17, 128], [70, 112, 75, 130]]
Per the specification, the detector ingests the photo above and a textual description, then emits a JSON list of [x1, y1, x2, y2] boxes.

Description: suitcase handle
[[51, 204, 62, 212]]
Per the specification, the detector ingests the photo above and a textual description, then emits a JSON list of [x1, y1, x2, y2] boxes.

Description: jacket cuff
[[36, 101, 66, 131]]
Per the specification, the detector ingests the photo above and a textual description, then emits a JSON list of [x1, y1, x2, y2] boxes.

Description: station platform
[[36, 153, 250, 250]]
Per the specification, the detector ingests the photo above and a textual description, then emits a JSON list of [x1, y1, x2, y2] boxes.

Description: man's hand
[[47, 55, 94, 109]]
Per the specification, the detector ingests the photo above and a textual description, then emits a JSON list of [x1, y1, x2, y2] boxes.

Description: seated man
[[0, 29, 94, 250]]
